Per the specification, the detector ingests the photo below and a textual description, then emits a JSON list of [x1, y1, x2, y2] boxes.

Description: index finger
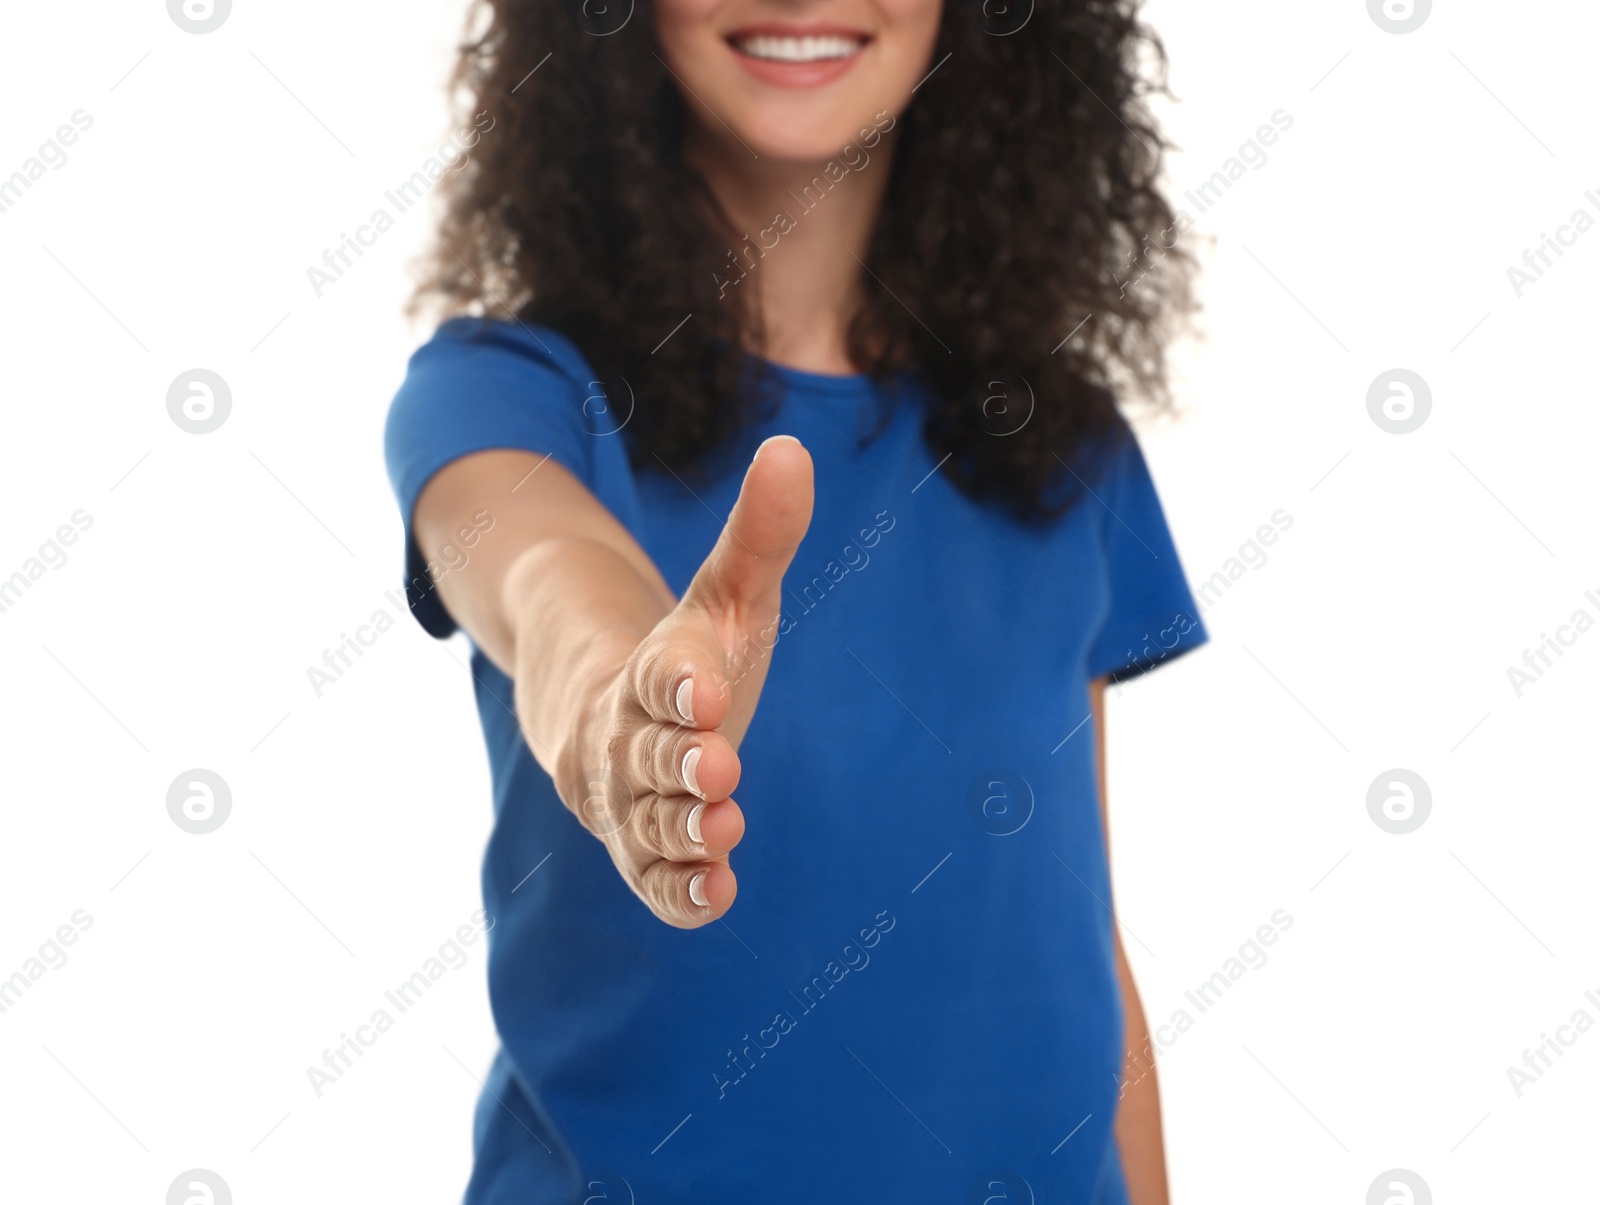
[[627, 623, 732, 731]]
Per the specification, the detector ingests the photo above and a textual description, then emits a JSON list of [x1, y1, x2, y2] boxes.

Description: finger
[[683, 435, 814, 618], [637, 858, 737, 929], [627, 724, 740, 803], [626, 621, 733, 732], [627, 792, 745, 863]]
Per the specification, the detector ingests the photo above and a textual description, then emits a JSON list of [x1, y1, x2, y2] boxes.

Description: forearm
[[499, 536, 672, 781], [1091, 676, 1172, 1202], [1114, 953, 1171, 1205], [413, 451, 680, 781]]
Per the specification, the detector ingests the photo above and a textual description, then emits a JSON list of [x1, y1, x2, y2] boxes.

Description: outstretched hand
[[561, 435, 815, 928]]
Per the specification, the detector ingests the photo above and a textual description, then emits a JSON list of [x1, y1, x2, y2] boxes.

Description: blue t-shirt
[[384, 318, 1207, 1205]]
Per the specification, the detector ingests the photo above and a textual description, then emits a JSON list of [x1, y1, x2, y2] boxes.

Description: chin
[[730, 99, 887, 165]]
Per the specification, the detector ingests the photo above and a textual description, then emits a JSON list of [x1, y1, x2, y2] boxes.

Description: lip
[[724, 22, 873, 90]]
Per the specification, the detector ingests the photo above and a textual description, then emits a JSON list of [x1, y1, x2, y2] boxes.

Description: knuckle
[[635, 792, 691, 861], [638, 793, 672, 857], [639, 860, 691, 926], [603, 728, 632, 773], [656, 724, 698, 793], [653, 799, 686, 859], [637, 722, 672, 781], [624, 643, 663, 714], [638, 638, 688, 719]]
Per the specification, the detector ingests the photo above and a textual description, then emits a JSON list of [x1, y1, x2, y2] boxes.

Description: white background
[[1, 1, 1594, 1201]]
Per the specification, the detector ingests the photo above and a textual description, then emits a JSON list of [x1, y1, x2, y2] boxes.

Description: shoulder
[[1095, 416, 1152, 505], [384, 316, 603, 453], [1036, 410, 1139, 522], [383, 315, 613, 504], [1076, 415, 1182, 547], [399, 315, 595, 388]]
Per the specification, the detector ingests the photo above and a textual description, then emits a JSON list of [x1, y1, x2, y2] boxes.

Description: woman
[[385, 2, 1205, 1201]]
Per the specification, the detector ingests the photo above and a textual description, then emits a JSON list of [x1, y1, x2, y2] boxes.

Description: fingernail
[[756, 434, 800, 459], [689, 870, 709, 908], [680, 746, 703, 798], [674, 677, 695, 725], [686, 801, 706, 846]]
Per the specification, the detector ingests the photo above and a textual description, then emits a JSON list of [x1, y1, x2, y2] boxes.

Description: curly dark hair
[[412, 0, 1196, 519]]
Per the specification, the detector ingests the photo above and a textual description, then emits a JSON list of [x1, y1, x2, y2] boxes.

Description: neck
[[689, 126, 896, 376]]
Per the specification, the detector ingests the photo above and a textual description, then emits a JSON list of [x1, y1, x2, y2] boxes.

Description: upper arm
[[383, 319, 669, 665], [1082, 429, 1209, 684]]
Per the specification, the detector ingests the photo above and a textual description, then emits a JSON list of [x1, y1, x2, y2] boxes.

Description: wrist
[[500, 537, 659, 793]]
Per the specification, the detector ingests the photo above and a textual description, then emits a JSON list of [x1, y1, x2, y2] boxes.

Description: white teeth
[[734, 34, 865, 63]]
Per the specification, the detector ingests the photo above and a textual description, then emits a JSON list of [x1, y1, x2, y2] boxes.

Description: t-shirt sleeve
[[1083, 426, 1209, 683], [383, 318, 595, 639]]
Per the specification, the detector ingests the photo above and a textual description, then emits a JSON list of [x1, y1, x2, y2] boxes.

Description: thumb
[[684, 435, 814, 617]]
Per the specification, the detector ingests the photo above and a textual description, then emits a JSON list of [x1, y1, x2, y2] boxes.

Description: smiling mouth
[[729, 33, 870, 64]]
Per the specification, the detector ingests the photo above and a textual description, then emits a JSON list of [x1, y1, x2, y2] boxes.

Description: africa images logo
[[167, 0, 231, 34], [1367, 0, 1430, 34]]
